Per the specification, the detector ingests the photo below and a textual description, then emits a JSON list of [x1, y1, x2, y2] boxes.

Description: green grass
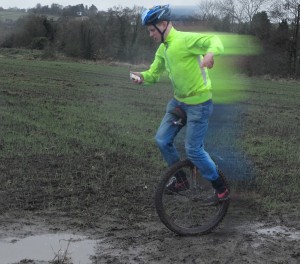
[[0, 10, 27, 21], [0, 58, 164, 159], [239, 77, 300, 209], [0, 53, 299, 224], [0, 10, 59, 22], [0, 55, 169, 224]]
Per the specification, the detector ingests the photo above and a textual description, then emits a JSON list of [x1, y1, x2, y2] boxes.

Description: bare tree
[[270, 0, 300, 76], [240, 0, 271, 22], [284, 0, 300, 76], [214, 0, 270, 23], [215, 0, 243, 24], [196, 0, 219, 20]]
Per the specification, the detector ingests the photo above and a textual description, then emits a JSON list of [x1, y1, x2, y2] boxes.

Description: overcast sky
[[1, 1, 199, 10]]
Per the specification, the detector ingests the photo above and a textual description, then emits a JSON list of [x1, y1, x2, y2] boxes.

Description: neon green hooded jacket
[[141, 27, 224, 105]]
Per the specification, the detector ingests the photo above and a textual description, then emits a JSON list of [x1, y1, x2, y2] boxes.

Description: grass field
[[0, 10, 27, 21], [0, 51, 299, 226], [0, 10, 59, 23], [239, 77, 300, 209], [0, 53, 168, 223]]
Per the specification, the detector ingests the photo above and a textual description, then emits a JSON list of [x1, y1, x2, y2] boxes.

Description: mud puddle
[[250, 224, 300, 240], [0, 207, 299, 264], [0, 233, 97, 264]]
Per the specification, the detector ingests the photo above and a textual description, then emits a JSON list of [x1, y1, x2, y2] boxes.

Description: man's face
[[146, 22, 166, 43]]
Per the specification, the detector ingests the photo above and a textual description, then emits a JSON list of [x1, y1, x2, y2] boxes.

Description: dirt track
[[1, 195, 299, 264]]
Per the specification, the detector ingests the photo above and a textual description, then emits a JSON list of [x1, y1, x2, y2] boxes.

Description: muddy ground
[[92, 198, 300, 264], [0, 195, 299, 264]]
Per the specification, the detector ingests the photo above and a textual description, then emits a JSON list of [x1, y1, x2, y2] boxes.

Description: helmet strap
[[153, 21, 170, 43]]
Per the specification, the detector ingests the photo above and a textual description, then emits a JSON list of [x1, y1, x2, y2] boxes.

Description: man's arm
[[130, 47, 165, 85], [140, 45, 165, 85], [187, 34, 224, 57]]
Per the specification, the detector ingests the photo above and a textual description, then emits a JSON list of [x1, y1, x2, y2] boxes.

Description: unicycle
[[155, 159, 230, 236]]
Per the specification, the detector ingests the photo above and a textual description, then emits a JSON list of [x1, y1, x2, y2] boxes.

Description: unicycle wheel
[[155, 159, 230, 236]]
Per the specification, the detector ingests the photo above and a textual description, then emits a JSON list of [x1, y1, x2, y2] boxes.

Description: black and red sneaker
[[202, 188, 230, 205], [216, 188, 230, 201]]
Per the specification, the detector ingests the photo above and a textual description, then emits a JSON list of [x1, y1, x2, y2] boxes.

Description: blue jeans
[[155, 98, 219, 181]]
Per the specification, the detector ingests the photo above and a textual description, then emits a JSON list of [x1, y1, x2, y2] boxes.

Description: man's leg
[[184, 100, 229, 199], [155, 99, 182, 166]]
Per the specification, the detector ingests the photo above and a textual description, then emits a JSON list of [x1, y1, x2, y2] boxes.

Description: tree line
[[0, 0, 299, 78], [0, 5, 155, 64]]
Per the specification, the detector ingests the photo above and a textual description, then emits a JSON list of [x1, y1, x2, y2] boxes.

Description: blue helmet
[[141, 5, 171, 26]]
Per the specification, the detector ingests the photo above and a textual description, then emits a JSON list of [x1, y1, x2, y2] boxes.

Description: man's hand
[[200, 52, 214, 69], [130, 72, 144, 84]]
